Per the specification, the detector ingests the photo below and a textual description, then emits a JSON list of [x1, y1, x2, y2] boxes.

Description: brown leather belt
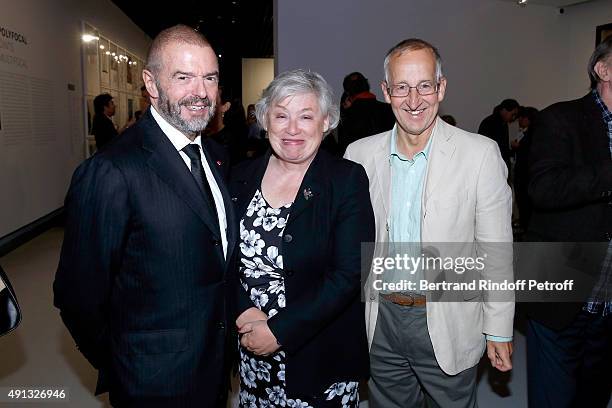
[[381, 292, 427, 307]]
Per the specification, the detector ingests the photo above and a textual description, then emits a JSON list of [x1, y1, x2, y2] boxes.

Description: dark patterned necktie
[[182, 144, 219, 220]]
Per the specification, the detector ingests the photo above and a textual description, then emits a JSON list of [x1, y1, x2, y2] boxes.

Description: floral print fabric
[[238, 189, 358, 408]]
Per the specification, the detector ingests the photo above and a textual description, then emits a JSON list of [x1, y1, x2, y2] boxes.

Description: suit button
[[283, 234, 293, 243], [286, 269, 294, 277], [231, 197, 238, 202], [212, 239, 221, 246], [217, 321, 225, 330]]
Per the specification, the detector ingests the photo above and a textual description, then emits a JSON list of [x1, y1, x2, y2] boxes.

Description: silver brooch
[[303, 188, 313, 200]]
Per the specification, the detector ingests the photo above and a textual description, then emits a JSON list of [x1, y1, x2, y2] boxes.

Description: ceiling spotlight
[[105, 51, 110, 55], [99, 45, 105, 49], [517, 0, 528, 4]]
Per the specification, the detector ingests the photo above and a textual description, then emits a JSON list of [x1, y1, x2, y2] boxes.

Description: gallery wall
[[1, 0, 610, 239], [242, 58, 275, 112], [0, 0, 150, 238], [276, 0, 608, 133], [564, 1, 612, 98]]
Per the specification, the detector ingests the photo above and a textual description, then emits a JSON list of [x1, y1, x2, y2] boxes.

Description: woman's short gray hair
[[255, 69, 340, 136]]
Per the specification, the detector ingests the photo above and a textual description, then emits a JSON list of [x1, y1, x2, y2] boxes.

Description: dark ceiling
[[111, 0, 273, 57], [111, 0, 273, 99]]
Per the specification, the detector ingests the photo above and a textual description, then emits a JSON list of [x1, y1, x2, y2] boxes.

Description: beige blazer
[[345, 118, 514, 375]]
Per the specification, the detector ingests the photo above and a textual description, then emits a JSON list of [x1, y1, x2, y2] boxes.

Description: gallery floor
[[3, 226, 594, 408]]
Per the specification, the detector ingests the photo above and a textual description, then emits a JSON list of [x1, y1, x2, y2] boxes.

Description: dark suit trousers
[[527, 311, 612, 408]]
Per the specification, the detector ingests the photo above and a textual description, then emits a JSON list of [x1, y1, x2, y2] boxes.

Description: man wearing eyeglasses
[[345, 38, 514, 407]]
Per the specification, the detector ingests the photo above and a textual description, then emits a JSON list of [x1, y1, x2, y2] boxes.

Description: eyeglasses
[[386, 81, 439, 97]]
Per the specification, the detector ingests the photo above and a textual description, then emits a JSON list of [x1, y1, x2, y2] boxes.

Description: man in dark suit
[[54, 25, 237, 407], [91, 93, 118, 150], [337, 72, 395, 154], [526, 36, 612, 407], [91, 93, 134, 151], [478, 98, 519, 167]]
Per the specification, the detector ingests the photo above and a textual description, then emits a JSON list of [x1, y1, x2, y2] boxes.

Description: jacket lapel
[[424, 119, 456, 205], [286, 151, 326, 225], [581, 93, 609, 163], [234, 152, 271, 220], [202, 138, 237, 264], [373, 131, 391, 223], [140, 112, 222, 240]]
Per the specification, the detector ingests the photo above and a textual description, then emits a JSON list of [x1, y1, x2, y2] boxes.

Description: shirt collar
[[150, 105, 202, 151], [592, 89, 612, 123], [389, 123, 433, 161]]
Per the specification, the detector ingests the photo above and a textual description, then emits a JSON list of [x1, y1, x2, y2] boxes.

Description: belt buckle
[[402, 292, 415, 306]]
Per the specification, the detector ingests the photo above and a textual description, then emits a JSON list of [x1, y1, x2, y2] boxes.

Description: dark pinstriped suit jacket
[[54, 109, 237, 407]]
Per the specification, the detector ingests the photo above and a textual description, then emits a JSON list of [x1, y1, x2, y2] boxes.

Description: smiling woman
[[229, 69, 375, 407]]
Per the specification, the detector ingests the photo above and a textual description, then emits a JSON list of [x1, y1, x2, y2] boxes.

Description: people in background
[[140, 84, 151, 112], [512, 106, 538, 232], [91, 93, 134, 150], [246, 103, 264, 140], [345, 38, 514, 408], [337, 71, 395, 154], [207, 87, 248, 165], [478, 98, 520, 167], [232, 69, 374, 407], [525, 35, 612, 408], [440, 114, 456, 126]]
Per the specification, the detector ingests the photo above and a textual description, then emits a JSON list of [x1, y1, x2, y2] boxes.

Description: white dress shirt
[[150, 106, 228, 259]]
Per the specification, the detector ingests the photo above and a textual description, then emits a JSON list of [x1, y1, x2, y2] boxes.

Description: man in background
[[338, 71, 395, 154], [478, 98, 520, 167], [526, 36, 612, 408], [91, 93, 118, 150], [91, 93, 134, 150]]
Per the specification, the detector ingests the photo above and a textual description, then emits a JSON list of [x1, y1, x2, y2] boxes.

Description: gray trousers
[[368, 297, 478, 408]]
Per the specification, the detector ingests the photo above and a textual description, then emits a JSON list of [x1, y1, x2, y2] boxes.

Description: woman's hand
[[239, 320, 280, 355], [236, 307, 268, 330]]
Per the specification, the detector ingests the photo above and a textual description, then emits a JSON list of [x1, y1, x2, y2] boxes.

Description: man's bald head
[[145, 24, 213, 76]]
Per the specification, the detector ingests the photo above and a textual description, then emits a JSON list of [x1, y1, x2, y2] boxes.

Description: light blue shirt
[[385, 126, 431, 294], [385, 125, 511, 342]]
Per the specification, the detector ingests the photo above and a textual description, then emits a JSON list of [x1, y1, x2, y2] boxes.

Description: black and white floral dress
[[238, 189, 359, 408]]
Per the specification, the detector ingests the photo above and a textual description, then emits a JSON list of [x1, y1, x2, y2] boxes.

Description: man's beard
[[156, 84, 216, 135]]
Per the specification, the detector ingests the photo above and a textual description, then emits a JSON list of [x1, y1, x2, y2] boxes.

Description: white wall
[[0, 0, 150, 238], [565, 0, 612, 98], [276, 0, 577, 132], [242, 58, 274, 111]]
